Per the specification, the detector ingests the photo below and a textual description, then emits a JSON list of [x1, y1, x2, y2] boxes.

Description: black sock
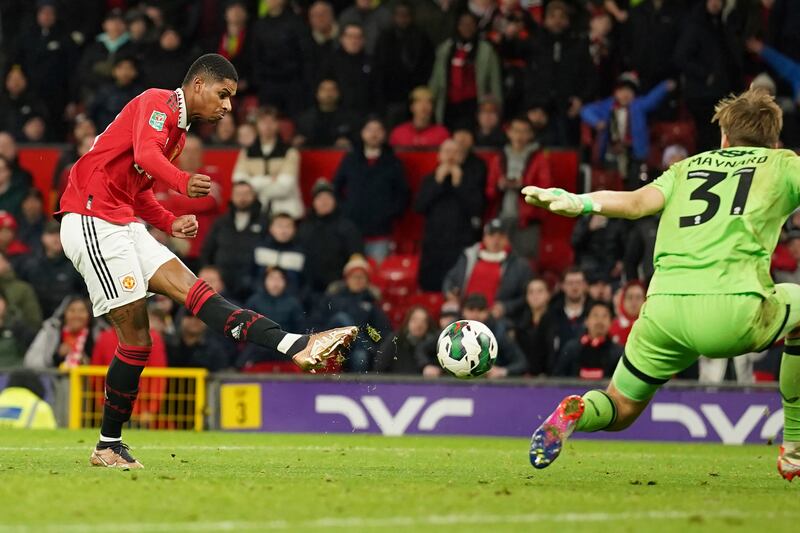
[[100, 351, 146, 441]]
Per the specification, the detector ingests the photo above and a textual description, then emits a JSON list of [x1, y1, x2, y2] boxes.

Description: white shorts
[[60, 213, 177, 317]]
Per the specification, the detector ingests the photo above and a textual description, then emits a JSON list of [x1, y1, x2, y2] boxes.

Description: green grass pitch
[[0, 429, 795, 532]]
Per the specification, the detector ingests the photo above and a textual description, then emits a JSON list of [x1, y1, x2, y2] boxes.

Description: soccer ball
[[436, 320, 497, 378]]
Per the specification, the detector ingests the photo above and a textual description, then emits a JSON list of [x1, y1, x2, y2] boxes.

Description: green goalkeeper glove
[[521, 186, 601, 217]]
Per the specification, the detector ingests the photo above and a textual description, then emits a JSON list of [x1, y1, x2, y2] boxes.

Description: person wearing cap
[[443, 218, 531, 322], [461, 292, 527, 377], [553, 300, 622, 379], [0, 251, 42, 331], [0, 211, 30, 263], [298, 179, 363, 296], [580, 72, 675, 188], [19, 220, 84, 319], [334, 116, 408, 262], [0, 369, 57, 429], [389, 86, 450, 147], [76, 8, 133, 101]]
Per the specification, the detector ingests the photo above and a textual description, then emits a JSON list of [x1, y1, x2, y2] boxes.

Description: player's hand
[[521, 186, 589, 217], [187, 174, 211, 198], [171, 215, 198, 239]]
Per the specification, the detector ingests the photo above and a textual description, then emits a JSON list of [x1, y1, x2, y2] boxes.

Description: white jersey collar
[[175, 88, 190, 130]]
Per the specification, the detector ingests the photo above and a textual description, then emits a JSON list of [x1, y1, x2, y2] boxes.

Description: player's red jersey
[[58, 88, 191, 233]]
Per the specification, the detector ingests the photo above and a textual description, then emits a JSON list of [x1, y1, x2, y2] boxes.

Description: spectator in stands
[[473, 96, 505, 149], [488, 0, 535, 118], [309, 1, 339, 76], [0, 133, 32, 189], [376, 305, 436, 374], [14, 0, 78, 139], [299, 179, 363, 296], [548, 267, 589, 359], [233, 106, 303, 219], [0, 212, 30, 267], [515, 278, 554, 376], [526, 101, 557, 148], [746, 39, 800, 140], [244, 267, 305, 335], [461, 293, 526, 377], [293, 78, 359, 148], [253, 213, 306, 295], [451, 127, 488, 184], [24, 296, 98, 369], [485, 115, 551, 257], [311, 255, 392, 372], [586, 10, 617, 101], [415, 139, 485, 291], [52, 116, 96, 197], [323, 23, 382, 116], [443, 218, 531, 322], [201, 181, 267, 302], [609, 280, 645, 346], [0, 66, 49, 142], [0, 293, 35, 367], [429, 12, 502, 130], [76, 9, 133, 101], [251, 0, 313, 117], [197, 265, 238, 305], [16, 189, 45, 252], [588, 272, 614, 304], [581, 73, 675, 189], [125, 9, 154, 57], [211, 113, 238, 146], [0, 158, 27, 219], [89, 56, 144, 132], [167, 310, 236, 371], [554, 301, 622, 378], [571, 210, 626, 283], [19, 113, 46, 143], [0, 369, 56, 429], [334, 117, 408, 262], [774, 230, 800, 284], [210, 1, 251, 91], [374, 1, 434, 125], [415, 300, 461, 377], [339, 0, 392, 56], [388, 86, 450, 148], [18, 221, 83, 319], [674, 0, 745, 152], [140, 27, 196, 90]]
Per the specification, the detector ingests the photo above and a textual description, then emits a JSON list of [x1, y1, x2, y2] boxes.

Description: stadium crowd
[[0, 0, 797, 381]]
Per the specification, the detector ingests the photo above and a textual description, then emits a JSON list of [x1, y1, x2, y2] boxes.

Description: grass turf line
[[0, 429, 795, 532]]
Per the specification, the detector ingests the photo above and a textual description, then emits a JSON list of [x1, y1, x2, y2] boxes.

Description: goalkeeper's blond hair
[[712, 88, 783, 148]]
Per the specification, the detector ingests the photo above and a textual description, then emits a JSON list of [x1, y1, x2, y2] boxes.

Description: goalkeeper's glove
[[521, 186, 601, 217]]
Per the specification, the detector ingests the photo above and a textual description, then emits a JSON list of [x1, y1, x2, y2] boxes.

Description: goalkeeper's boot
[[292, 326, 359, 372], [90, 442, 144, 469], [530, 395, 584, 469], [777, 444, 800, 482]]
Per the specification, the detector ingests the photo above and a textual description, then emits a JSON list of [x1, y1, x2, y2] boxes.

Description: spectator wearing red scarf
[[610, 280, 646, 346], [554, 301, 622, 379]]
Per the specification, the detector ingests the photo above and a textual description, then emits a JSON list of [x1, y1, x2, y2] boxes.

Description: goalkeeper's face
[[193, 78, 237, 123]]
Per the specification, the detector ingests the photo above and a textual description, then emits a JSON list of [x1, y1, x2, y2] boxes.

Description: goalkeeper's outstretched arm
[[521, 185, 665, 220]]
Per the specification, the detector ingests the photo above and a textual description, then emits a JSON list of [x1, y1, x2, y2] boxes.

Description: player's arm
[[521, 185, 665, 220], [134, 188, 198, 238]]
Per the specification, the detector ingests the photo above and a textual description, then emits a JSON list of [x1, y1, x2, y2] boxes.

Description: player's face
[[195, 78, 237, 123]]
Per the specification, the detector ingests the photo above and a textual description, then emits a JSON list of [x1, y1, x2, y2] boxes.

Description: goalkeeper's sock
[[781, 338, 800, 442], [99, 346, 149, 442], [575, 389, 617, 432], [185, 279, 308, 356]]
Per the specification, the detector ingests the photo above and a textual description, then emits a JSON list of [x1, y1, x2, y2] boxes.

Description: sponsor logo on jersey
[[119, 273, 137, 292], [149, 110, 167, 131]]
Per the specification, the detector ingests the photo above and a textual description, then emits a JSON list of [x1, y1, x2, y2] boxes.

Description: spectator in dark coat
[[333, 117, 408, 262], [0, 292, 35, 367], [76, 9, 133, 102], [89, 57, 144, 132], [623, 0, 685, 93], [298, 179, 364, 296], [0, 66, 49, 142], [375, 305, 436, 374], [308, 1, 340, 77], [547, 267, 590, 359], [461, 293, 527, 377], [250, 0, 313, 116], [443, 218, 532, 322], [0, 133, 32, 190], [473, 97, 506, 149], [323, 23, 383, 116], [770, 0, 800, 62], [571, 212, 626, 282], [415, 300, 461, 378], [374, 1, 434, 124], [415, 139, 485, 291], [674, 0, 746, 151], [0, 157, 27, 219], [554, 301, 623, 379], [167, 311, 236, 371], [293, 78, 361, 148], [201, 181, 268, 302], [208, 1, 252, 91], [140, 27, 197, 90], [17, 188, 46, 252], [516, 278, 555, 376], [312, 255, 392, 372], [253, 213, 306, 296], [18, 221, 83, 319], [338, 0, 392, 55]]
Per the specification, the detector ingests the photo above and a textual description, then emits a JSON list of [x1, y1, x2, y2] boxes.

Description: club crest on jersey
[[149, 110, 167, 131], [119, 273, 137, 292]]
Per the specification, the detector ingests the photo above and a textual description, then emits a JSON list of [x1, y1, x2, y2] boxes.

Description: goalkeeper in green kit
[[525, 89, 800, 481]]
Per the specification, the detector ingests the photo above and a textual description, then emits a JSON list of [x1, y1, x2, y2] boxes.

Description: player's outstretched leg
[[150, 260, 357, 371], [778, 335, 800, 481], [529, 394, 585, 468]]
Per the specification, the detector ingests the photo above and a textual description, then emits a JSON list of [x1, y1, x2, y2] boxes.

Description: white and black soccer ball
[[436, 320, 497, 378]]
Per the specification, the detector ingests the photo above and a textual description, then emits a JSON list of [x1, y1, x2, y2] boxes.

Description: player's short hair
[[182, 53, 238, 86], [712, 88, 782, 148]]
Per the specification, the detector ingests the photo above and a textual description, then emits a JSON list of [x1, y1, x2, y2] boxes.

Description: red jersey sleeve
[[135, 187, 177, 234], [131, 94, 190, 195]]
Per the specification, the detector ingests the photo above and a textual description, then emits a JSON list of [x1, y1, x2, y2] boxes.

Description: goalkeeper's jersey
[[647, 147, 800, 297]]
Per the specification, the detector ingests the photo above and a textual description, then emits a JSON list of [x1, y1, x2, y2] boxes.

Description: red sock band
[[186, 279, 216, 315], [114, 343, 151, 367]]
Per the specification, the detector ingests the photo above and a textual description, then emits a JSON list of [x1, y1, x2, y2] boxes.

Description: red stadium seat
[[404, 292, 445, 322]]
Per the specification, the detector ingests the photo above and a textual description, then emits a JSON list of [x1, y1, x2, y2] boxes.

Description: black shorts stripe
[[622, 353, 669, 385], [88, 216, 118, 299], [759, 304, 792, 353], [785, 344, 800, 356], [81, 216, 113, 301]]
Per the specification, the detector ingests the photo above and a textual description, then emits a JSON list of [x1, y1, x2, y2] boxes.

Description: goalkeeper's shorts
[[614, 283, 800, 401]]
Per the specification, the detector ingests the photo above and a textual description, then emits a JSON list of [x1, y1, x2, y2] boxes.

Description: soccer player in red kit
[[58, 54, 357, 469]]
